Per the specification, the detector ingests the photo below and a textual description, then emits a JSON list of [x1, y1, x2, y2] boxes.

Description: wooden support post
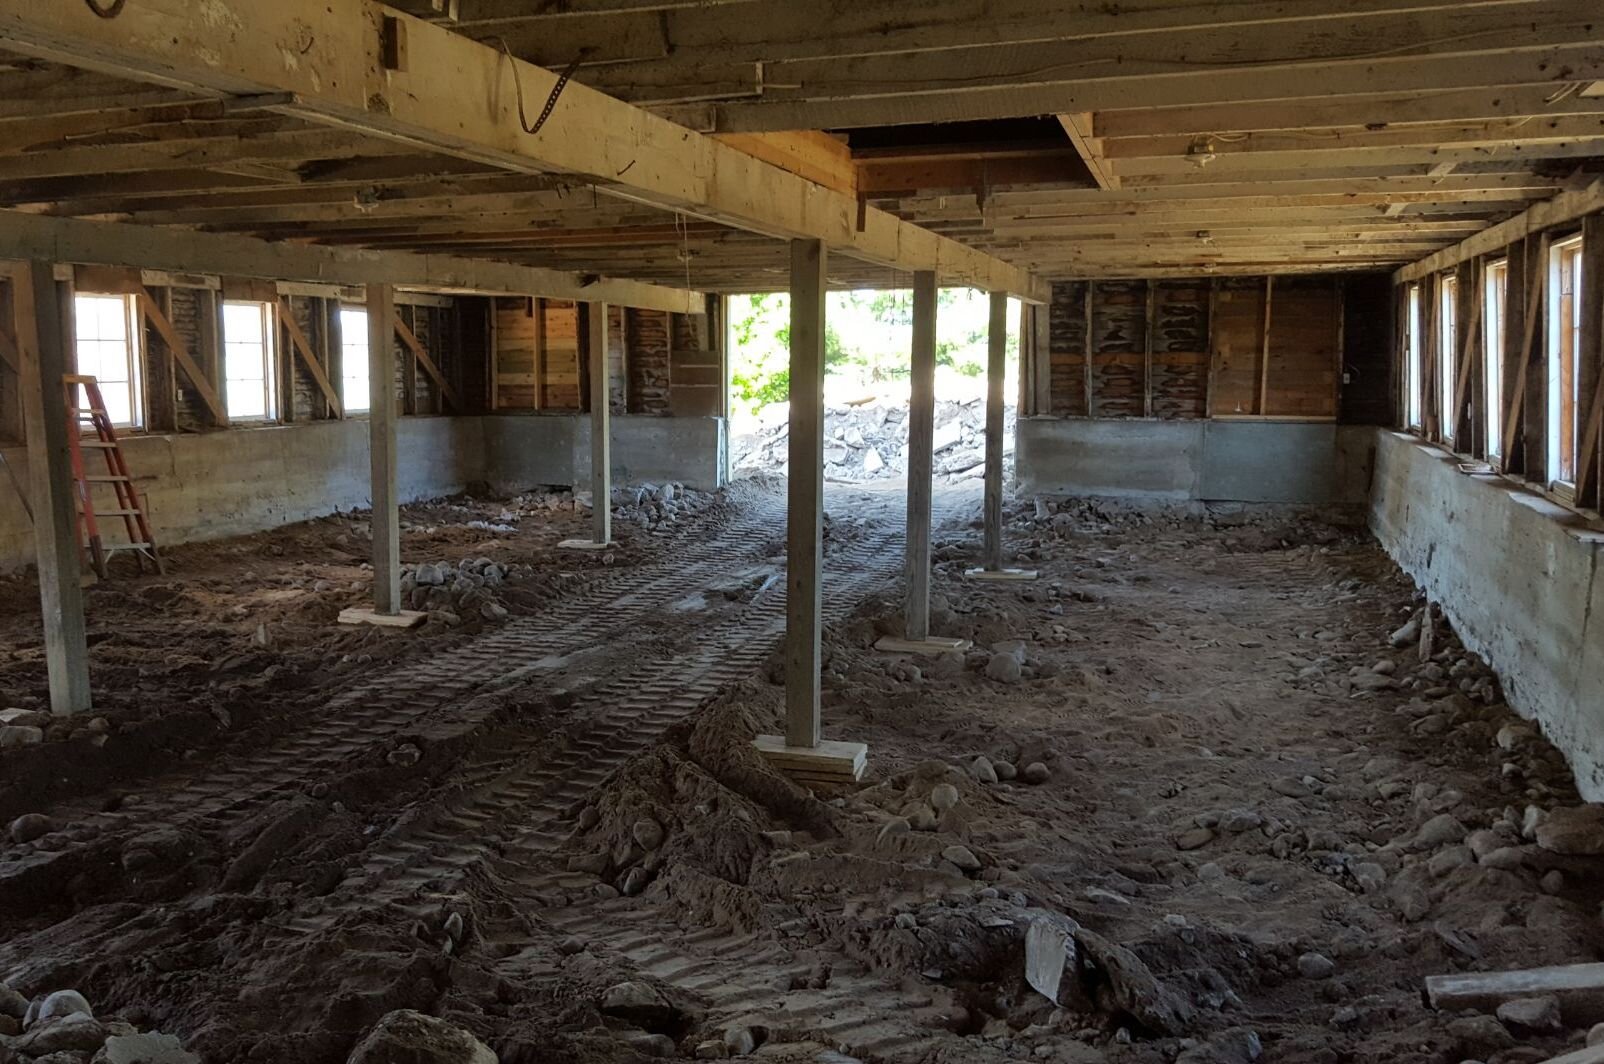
[[968, 293, 1036, 582], [785, 238, 825, 750], [1083, 284, 1095, 416], [1259, 275, 1275, 416], [588, 301, 612, 545], [755, 241, 868, 783], [905, 271, 936, 640], [878, 272, 972, 657], [339, 282, 422, 628], [15, 261, 91, 714], [559, 302, 614, 550], [1143, 280, 1156, 418], [983, 291, 1007, 570]]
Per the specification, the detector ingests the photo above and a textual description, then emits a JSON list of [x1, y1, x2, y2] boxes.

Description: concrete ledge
[[1369, 429, 1604, 799], [1016, 416, 1374, 506]]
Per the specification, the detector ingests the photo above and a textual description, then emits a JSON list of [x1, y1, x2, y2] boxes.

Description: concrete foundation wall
[[1368, 430, 1604, 799], [1016, 417, 1375, 506], [1, 413, 727, 569]]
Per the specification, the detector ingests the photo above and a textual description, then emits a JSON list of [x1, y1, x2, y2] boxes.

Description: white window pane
[[98, 382, 133, 426], [226, 378, 266, 419], [344, 374, 370, 413]]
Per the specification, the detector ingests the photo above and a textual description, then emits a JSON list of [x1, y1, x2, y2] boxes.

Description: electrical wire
[[490, 38, 586, 136], [85, 0, 126, 16]]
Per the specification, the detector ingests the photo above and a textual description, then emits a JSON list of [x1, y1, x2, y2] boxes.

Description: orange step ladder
[[65, 374, 162, 579]]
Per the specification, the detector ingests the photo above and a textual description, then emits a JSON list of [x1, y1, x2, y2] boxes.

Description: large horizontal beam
[[1395, 177, 1604, 282], [0, 209, 703, 311], [0, 1, 1044, 301]]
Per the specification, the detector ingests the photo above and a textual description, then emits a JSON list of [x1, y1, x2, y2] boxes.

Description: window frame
[[1483, 259, 1507, 460], [1547, 235, 1584, 492], [339, 306, 371, 415], [221, 299, 278, 423], [1405, 283, 1423, 431], [72, 293, 144, 431], [1438, 273, 1457, 442]]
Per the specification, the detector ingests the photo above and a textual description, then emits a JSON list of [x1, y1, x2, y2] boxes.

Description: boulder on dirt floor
[[346, 1010, 496, 1064], [599, 981, 681, 1031], [1534, 805, 1604, 855], [1074, 928, 1196, 1036], [93, 1032, 201, 1063]]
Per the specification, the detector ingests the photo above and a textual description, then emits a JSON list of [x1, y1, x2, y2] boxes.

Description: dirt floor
[[0, 479, 1600, 1064]]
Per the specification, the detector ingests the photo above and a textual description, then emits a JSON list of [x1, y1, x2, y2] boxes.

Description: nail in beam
[[968, 291, 1037, 582], [561, 301, 613, 551], [752, 240, 868, 785], [16, 261, 91, 714], [339, 282, 424, 628], [876, 271, 971, 655]]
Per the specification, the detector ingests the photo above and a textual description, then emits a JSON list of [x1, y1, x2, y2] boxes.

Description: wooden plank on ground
[[1426, 963, 1604, 1025], [278, 300, 343, 418], [753, 734, 867, 782]]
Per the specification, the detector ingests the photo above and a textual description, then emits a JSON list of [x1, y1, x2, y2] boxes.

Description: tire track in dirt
[[271, 486, 976, 1062], [281, 508, 910, 931], [0, 494, 794, 920]]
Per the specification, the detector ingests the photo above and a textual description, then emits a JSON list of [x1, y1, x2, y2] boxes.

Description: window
[[1438, 275, 1457, 440], [73, 294, 142, 429], [340, 308, 370, 414], [1406, 284, 1423, 430], [1548, 236, 1583, 488], [222, 301, 276, 421], [1484, 260, 1507, 459]]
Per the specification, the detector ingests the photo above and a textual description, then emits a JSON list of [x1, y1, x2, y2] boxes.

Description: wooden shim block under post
[[337, 606, 425, 629], [1425, 963, 1604, 1026], [753, 734, 867, 785]]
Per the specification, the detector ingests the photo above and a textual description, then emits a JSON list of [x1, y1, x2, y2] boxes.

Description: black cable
[[85, 0, 126, 17], [491, 38, 585, 137]]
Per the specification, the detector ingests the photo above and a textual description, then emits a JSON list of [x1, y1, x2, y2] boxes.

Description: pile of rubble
[[608, 481, 718, 533], [0, 985, 198, 1063], [733, 398, 1015, 482], [400, 556, 523, 623]]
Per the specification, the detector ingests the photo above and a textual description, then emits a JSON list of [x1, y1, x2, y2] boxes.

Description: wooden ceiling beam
[[0, 129, 415, 182], [0, 0, 1044, 299], [1396, 176, 1604, 280], [482, 0, 1552, 69], [1106, 139, 1604, 178], [0, 208, 703, 311], [1094, 85, 1604, 139], [1055, 113, 1117, 191], [663, 42, 1604, 132], [1103, 116, 1604, 163]]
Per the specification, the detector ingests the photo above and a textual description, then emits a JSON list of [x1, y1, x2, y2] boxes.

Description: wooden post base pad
[[874, 635, 972, 655], [558, 539, 616, 552], [965, 567, 1040, 582], [754, 734, 868, 784], [338, 607, 427, 629]]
